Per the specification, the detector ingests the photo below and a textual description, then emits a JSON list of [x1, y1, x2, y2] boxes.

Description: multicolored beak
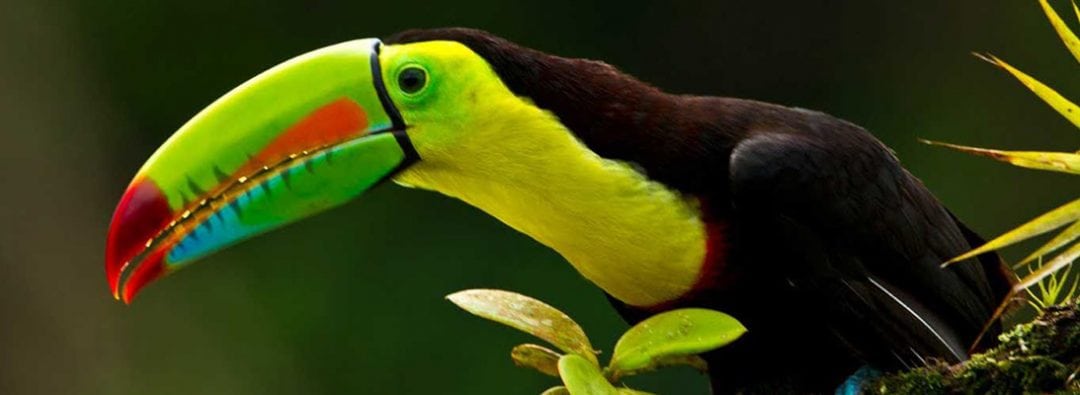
[[106, 39, 417, 303]]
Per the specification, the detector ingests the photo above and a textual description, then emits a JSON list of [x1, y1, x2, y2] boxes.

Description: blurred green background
[[1, 1, 1079, 394]]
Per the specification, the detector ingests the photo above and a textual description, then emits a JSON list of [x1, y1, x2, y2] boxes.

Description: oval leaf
[[447, 289, 598, 365], [540, 387, 571, 395], [608, 308, 745, 378], [921, 140, 1080, 175], [606, 355, 709, 382], [945, 197, 1080, 264], [616, 389, 655, 395], [512, 343, 562, 377], [648, 355, 709, 373], [558, 354, 618, 395]]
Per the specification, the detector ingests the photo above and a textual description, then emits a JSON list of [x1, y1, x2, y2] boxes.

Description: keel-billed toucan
[[105, 28, 1012, 392]]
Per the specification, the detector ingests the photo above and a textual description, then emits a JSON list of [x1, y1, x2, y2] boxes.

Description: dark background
[[2, 1, 1079, 394]]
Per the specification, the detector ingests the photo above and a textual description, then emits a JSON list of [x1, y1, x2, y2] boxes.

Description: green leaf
[[558, 354, 618, 395], [540, 387, 571, 395], [447, 289, 598, 366], [1026, 256, 1079, 309], [605, 354, 709, 382], [512, 343, 562, 377], [546, 386, 652, 395], [1018, 220, 1080, 266], [1074, 0, 1080, 27], [648, 355, 710, 373], [1016, 240, 1080, 292], [945, 197, 1080, 264], [616, 388, 655, 395], [607, 308, 745, 380], [1040, 0, 1080, 64], [975, 53, 1080, 131], [921, 140, 1080, 175]]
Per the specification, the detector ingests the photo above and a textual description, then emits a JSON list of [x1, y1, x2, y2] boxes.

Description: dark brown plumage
[[388, 28, 1013, 393]]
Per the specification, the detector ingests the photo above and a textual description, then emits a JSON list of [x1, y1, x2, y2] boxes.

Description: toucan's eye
[[398, 66, 427, 94]]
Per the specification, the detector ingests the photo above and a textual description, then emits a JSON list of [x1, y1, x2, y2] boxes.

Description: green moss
[[869, 302, 1080, 394], [873, 366, 946, 394]]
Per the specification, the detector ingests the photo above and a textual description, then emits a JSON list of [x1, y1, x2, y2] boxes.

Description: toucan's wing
[[728, 130, 1006, 368]]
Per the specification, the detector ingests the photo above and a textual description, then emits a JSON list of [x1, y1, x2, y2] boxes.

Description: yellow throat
[[394, 99, 706, 308], [387, 41, 707, 307]]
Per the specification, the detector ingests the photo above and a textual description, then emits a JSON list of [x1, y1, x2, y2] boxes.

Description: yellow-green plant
[[446, 289, 745, 395], [926, 0, 1080, 321], [1025, 257, 1080, 310]]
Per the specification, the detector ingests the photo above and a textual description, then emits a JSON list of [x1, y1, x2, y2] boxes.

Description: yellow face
[[380, 41, 583, 198], [380, 41, 707, 307], [379, 41, 523, 167]]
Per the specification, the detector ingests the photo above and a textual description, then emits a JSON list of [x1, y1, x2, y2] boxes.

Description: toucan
[[105, 28, 1013, 393]]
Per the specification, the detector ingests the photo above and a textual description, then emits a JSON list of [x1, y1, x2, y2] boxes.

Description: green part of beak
[[106, 38, 415, 301], [145, 38, 397, 211], [161, 131, 406, 266]]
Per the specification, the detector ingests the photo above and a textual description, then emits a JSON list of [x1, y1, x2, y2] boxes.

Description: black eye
[[397, 66, 427, 94]]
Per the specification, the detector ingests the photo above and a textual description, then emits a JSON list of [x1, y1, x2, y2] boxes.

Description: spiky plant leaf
[[1074, 0, 1080, 28], [1019, 220, 1080, 266], [945, 197, 1080, 265], [447, 289, 599, 366], [512, 343, 562, 377], [1025, 258, 1079, 310], [1017, 240, 1080, 291], [921, 140, 1080, 175], [558, 354, 618, 395], [606, 308, 744, 380], [1039, 0, 1080, 64], [975, 53, 1080, 131]]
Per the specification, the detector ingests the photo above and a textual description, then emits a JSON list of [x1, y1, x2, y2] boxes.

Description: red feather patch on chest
[[688, 196, 734, 294], [695, 219, 732, 291], [641, 217, 731, 313]]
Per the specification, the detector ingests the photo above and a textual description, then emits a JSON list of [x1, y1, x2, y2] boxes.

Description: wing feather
[[729, 130, 1005, 366]]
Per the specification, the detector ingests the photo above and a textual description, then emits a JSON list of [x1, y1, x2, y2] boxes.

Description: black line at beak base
[[371, 41, 420, 166]]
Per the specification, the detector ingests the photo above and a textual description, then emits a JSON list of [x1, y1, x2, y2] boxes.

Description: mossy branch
[[870, 301, 1080, 394]]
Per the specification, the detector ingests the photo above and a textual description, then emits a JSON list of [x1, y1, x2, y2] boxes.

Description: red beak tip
[[117, 250, 167, 305], [106, 177, 173, 302]]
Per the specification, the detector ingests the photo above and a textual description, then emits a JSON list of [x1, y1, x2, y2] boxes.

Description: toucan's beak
[[106, 38, 417, 303]]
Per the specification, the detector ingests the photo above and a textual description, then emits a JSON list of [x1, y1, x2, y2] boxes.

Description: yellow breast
[[395, 90, 707, 307]]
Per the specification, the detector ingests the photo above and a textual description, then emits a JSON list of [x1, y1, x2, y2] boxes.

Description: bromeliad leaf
[[1025, 255, 1080, 310], [974, 53, 1080, 131], [1039, 0, 1080, 64], [1074, 1, 1080, 30], [606, 308, 745, 379], [512, 343, 562, 377], [1018, 220, 1080, 267], [447, 289, 598, 366], [1016, 241, 1080, 291], [945, 197, 1080, 265], [921, 140, 1080, 175], [558, 354, 618, 395]]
